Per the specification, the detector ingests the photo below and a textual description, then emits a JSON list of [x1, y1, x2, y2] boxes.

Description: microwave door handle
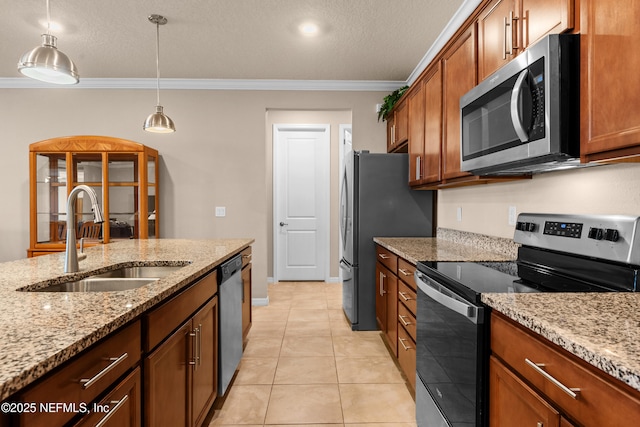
[[415, 271, 481, 324], [510, 69, 530, 143]]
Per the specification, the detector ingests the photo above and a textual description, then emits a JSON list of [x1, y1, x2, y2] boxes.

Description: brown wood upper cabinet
[[387, 101, 408, 152], [408, 64, 443, 186], [442, 26, 477, 181], [580, 0, 640, 162], [478, 0, 574, 81]]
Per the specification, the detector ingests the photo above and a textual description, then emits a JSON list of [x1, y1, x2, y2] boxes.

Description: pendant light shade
[[144, 105, 176, 133], [144, 14, 175, 133], [17, 0, 79, 85]]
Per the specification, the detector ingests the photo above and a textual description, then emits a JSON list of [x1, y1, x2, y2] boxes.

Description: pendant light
[[143, 14, 175, 133], [17, 0, 79, 85]]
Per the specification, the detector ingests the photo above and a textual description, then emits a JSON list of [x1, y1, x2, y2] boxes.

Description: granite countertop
[[373, 236, 516, 264], [0, 238, 253, 401], [483, 293, 640, 392]]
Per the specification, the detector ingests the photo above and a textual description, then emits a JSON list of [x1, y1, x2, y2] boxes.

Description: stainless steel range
[[414, 213, 640, 427]]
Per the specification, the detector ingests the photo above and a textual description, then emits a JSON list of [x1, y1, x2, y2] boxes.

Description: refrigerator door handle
[[339, 258, 352, 272]]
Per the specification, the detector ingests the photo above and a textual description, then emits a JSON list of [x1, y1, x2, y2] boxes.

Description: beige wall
[[437, 163, 640, 238], [0, 88, 387, 300]]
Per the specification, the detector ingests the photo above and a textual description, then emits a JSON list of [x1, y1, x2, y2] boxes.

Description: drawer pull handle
[[80, 353, 128, 389], [378, 253, 390, 260], [398, 314, 413, 327], [398, 291, 413, 302], [379, 272, 386, 296], [399, 337, 413, 351], [94, 395, 129, 427], [525, 358, 580, 399], [242, 254, 252, 260], [398, 268, 412, 276]]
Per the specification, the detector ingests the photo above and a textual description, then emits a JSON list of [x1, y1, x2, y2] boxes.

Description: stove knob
[[588, 227, 604, 240], [525, 222, 537, 232], [604, 228, 619, 242], [516, 221, 525, 231]]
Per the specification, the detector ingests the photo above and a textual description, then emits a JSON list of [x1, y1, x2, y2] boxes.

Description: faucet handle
[[80, 238, 85, 253]]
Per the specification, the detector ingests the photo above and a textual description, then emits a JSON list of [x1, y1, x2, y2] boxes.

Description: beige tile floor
[[208, 281, 417, 427]]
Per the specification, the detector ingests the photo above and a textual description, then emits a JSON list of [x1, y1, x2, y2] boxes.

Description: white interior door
[[274, 124, 330, 281]]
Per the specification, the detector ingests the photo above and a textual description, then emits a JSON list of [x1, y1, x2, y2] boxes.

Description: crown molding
[[406, 0, 483, 86], [0, 77, 405, 92]]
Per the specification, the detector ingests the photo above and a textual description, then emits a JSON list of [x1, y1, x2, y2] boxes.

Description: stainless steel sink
[[27, 264, 188, 292], [36, 277, 159, 292], [91, 265, 185, 279]]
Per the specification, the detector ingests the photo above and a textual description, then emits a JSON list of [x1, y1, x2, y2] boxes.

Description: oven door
[[415, 270, 488, 427]]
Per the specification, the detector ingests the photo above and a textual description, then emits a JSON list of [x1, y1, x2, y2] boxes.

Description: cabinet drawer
[[241, 246, 252, 269], [376, 245, 398, 273], [397, 280, 417, 317], [73, 367, 141, 427], [397, 259, 416, 291], [145, 271, 217, 352], [397, 326, 416, 391], [398, 303, 416, 341], [491, 313, 640, 427], [18, 320, 141, 427]]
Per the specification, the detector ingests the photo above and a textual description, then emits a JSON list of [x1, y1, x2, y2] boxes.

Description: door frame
[[272, 123, 331, 282]]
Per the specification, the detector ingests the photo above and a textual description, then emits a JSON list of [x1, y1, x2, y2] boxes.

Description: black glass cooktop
[[416, 258, 624, 305]]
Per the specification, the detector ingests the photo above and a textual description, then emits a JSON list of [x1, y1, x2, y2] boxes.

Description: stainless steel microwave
[[460, 34, 580, 175]]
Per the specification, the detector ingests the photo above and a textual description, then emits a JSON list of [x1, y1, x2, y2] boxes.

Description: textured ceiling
[[1, 0, 465, 82]]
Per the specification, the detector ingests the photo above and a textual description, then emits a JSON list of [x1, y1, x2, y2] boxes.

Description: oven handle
[[415, 271, 482, 324], [510, 69, 530, 143]]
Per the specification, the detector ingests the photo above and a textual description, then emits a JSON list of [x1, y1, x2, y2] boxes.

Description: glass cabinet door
[[147, 155, 158, 238], [35, 154, 67, 244], [108, 154, 138, 240], [72, 153, 104, 240]]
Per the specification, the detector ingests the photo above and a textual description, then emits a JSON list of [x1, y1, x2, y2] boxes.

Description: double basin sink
[[27, 264, 189, 293]]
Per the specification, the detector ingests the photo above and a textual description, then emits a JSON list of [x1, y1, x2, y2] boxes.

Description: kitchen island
[[0, 238, 252, 405]]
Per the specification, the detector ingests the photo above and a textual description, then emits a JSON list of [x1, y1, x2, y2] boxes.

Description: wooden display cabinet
[[28, 135, 159, 257]]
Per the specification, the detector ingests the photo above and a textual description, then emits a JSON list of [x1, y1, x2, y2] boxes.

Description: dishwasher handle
[[219, 254, 243, 283]]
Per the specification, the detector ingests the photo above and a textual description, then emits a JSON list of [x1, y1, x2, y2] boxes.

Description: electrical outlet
[[456, 207, 462, 222], [215, 207, 226, 217], [508, 206, 517, 226]]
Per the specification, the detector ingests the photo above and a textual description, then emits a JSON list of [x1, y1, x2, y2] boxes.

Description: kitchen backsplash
[[437, 227, 519, 259]]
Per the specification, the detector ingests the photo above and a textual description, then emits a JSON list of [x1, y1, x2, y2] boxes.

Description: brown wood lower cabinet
[[145, 296, 218, 427], [73, 368, 141, 427], [14, 321, 141, 427], [490, 312, 640, 426], [375, 245, 417, 393], [490, 356, 563, 427]]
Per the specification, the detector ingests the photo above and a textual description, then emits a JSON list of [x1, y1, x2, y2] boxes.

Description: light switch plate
[[215, 207, 226, 217], [456, 207, 462, 222]]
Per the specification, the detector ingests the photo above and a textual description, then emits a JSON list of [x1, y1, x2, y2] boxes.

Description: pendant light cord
[[155, 21, 161, 107], [45, 0, 51, 35]]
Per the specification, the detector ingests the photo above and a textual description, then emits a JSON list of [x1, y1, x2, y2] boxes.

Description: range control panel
[[513, 213, 640, 265]]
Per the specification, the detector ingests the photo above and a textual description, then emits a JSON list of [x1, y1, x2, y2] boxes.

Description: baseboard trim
[[252, 297, 269, 307]]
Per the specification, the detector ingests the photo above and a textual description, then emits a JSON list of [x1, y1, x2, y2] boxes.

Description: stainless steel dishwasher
[[218, 254, 244, 395]]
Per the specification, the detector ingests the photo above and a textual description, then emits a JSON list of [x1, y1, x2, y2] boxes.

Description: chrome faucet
[[64, 185, 104, 273]]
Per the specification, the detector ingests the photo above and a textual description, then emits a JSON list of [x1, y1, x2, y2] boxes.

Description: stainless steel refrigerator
[[339, 151, 434, 330]]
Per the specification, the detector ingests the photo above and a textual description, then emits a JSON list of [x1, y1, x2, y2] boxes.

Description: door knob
[[279, 222, 288, 226]]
